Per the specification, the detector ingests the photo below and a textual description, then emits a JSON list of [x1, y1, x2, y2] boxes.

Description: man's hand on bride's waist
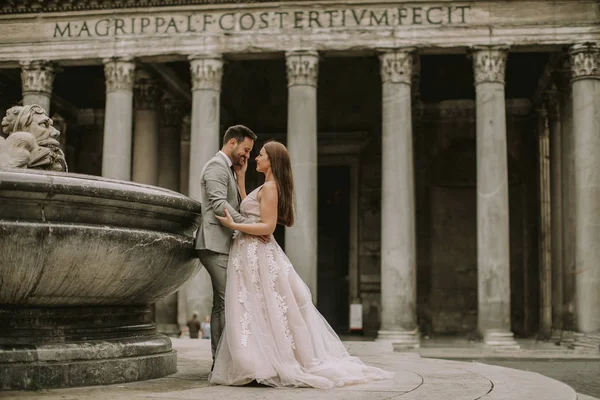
[[215, 208, 236, 229], [216, 209, 270, 244]]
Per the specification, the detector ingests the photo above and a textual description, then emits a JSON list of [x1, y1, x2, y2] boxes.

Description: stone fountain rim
[[0, 168, 201, 213]]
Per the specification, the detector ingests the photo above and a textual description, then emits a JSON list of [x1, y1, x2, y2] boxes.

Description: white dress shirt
[[218, 150, 233, 168]]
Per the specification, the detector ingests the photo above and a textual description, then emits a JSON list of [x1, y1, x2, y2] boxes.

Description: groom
[[196, 124, 257, 365]]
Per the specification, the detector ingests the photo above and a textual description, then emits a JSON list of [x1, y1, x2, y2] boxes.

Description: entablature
[[0, 1, 598, 66]]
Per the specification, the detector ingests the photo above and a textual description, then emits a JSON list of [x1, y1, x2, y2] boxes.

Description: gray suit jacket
[[195, 152, 246, 254]]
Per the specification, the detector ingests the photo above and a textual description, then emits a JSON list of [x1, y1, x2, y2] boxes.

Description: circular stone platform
[[1, 339, 582, 400]]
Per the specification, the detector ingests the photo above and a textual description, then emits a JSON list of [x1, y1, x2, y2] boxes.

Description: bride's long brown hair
[[263, 141, 295, 227]]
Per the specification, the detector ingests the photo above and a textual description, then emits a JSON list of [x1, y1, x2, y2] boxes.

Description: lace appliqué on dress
[[233, 248, 251, 347], [247, 238, 268, 322], [276, 246, 292, 277], [234, 207, 270, 347], [266, 242, 296, 350]]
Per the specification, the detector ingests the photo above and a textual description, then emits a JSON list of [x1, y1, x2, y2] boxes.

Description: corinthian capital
[[286, 51, 319, 87], [134, 69, 160, 110], [20, 61, 56, 95], [569, 42, 600, 81], [472, 46, 509, 85], [189, 55, 223, 91], [378, 49, 414, 84], [103, 57, 136, 93]]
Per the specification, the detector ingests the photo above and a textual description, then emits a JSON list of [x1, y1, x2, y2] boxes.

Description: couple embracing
[[196, 125, 393, 389]]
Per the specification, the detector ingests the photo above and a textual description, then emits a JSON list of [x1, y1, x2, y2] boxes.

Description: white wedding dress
[[209, 185, 394, 389]]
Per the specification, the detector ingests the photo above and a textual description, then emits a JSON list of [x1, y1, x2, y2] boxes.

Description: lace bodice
[[240, 185, 263, 223]]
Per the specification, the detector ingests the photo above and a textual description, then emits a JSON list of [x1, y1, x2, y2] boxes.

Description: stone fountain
[[0, 105, 202, 390]]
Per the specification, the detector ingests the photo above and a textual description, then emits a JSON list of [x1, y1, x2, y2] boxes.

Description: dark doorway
[[317, 165, 351, 333]]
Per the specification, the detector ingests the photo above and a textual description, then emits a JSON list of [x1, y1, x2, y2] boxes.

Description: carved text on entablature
[[52, 5, 472, 38]]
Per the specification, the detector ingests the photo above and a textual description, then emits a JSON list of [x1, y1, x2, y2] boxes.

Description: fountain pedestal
[[0, 306, 177, 389], [0, 169, 202, 390]]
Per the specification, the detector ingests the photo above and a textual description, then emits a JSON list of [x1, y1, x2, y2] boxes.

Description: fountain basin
[[0, 169, 202, 390]]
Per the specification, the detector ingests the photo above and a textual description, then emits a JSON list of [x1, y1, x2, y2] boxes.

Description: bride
[[211, 141, 393, 389]]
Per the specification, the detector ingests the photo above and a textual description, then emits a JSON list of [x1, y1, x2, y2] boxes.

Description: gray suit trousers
[[197, 249, 229, 362]]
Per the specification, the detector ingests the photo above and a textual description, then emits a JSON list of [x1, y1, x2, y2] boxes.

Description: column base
[[376, 329, 420, 351], [571, 332, 600, 352], [550, 329, 563, 345], [560, 330, 576, 347], [482, 329, 520, 350]]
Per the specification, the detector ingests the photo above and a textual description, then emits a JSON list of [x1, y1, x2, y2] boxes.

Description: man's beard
[[233, 153, 246, 167]]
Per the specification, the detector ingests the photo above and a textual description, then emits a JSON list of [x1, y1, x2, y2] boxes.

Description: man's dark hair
[[223, 124, 257, 144]]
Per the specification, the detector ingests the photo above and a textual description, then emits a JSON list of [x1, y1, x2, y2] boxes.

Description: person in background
[[186, 313, 201, 339], [201, 315, 211, 340]]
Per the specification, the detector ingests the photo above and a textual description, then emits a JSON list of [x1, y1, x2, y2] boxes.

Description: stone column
[[186, 55, 224, 323], [177, 114, 191, 330], [154, 92, 185, 336], [546, 87, 564, 341], [158, 92, 184, 192], [155, 293, 179, 337], [20, 60, 56, 114], [132, 69, 160, 185], [569, 43, 600, 349], [285, 50, 319, 303], [412, 53, 429, 334], [537, 107, 552, 340], [102, 58, 135, 181], [188, 55, 223, 201], [558, 58, 577, 340], [179, 115, 191, 196], [376, 49, 419, 350], [472, 46, 519, 348]]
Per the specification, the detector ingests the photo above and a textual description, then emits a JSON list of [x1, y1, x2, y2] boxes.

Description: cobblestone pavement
[[473, 360, 600, 398]]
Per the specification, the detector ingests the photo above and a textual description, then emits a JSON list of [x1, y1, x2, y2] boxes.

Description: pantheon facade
[[0, 0, 599, 351]]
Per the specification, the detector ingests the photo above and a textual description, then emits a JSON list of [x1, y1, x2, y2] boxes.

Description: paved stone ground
[[1, 339, 594, 400], [473, 360, 600, 399], [416, 336, 600, 398], [414, 336, 600, 398]]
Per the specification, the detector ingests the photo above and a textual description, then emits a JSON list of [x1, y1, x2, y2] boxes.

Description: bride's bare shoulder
[[258, 181, 278, 201]]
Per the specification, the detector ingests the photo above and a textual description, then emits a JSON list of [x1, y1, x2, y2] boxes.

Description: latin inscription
[[53, 5, 472, 38]]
